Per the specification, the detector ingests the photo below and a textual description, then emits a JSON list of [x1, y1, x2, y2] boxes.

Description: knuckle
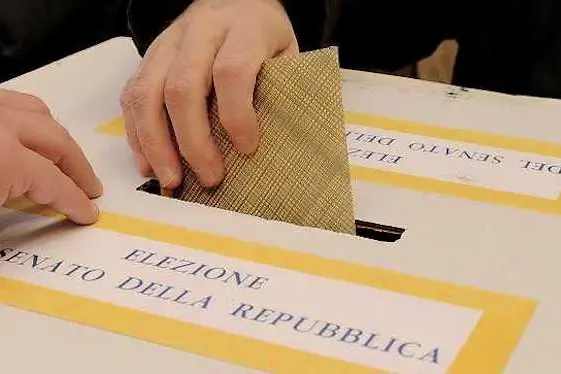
[[0, 89, 51, 115], [120, 82, 151, 111], [213, 56, 250, 83], [163, 76, 196, 107], [57, 126, 74, 145], [22, 93, 51, 114], [49, 122, 73, 147]]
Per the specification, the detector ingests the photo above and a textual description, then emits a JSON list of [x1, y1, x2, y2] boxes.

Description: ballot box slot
[[136, 179, 404, 242], [136, 178, 163, 195], [355, 220, 404, 242]]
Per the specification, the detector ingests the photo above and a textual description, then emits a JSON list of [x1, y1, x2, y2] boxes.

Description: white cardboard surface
[[1, 37, 561, 373]]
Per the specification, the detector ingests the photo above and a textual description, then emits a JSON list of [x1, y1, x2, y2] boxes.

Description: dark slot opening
[[355, 220, 405, 242], [137, 179, 405, 242], [136, 178, 163, 195]]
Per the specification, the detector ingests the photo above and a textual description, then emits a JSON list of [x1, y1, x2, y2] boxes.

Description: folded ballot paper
[[173, 47, 356, 235], [4, 37, 561, 374]]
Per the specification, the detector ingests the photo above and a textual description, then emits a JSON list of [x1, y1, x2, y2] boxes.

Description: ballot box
[[1, 37, 561, 374]]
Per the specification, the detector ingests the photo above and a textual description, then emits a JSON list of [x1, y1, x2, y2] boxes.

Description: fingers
[[120, 30, 183, 189], [17, 147, 99, 225], [121, 0, 300, 189], [0, 89, 51, 115], [212, 31, 262, 155], [211, 26, 297, 155], [3, 107, 103, 199], [122, 81, 151, 177], [164, 20, 225, 187]]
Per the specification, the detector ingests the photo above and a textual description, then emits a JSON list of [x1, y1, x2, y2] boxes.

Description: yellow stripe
[[97, 116, 127, 136], [2, 199, 537, 373], [345, 112, 561, 158], [97, 114, 561, 158], [350, 166, 561, 215], [0, 277, 385, 374], [96, 115, 561, 214], [344, 112, 561, 214]]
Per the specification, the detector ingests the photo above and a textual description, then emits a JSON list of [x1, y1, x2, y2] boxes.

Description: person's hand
[[120, 0, 298, 189], [0, 89, 103, 224]]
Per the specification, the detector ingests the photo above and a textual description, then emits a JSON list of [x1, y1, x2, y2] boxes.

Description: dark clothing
[[2, 0, 560, 100], [0, 0, 128, 82], [330, 0, 561, 99], [127, 0, 561, 99]]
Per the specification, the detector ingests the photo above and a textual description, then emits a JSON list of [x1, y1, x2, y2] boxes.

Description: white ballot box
[[1, 37, 560, 374]]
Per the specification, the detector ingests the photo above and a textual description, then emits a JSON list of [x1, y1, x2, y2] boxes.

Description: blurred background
[[0, 0, 129, 82], [0, 1, 458, 85], [372, 40, 458, 85]]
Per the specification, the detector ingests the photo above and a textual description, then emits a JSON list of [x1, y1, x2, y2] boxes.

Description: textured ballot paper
[[172, 48, 356, 235]]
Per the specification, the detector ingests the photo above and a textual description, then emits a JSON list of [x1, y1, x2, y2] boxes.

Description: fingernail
[[159, 167, 178, 189], [85, 176, 104, 198], [89, 200, 100, 222], [95, 177, 104, 196]]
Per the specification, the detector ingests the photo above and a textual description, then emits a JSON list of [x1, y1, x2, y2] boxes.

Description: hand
[[120, 0, 298, 189], [0, 89, 103, 224]]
